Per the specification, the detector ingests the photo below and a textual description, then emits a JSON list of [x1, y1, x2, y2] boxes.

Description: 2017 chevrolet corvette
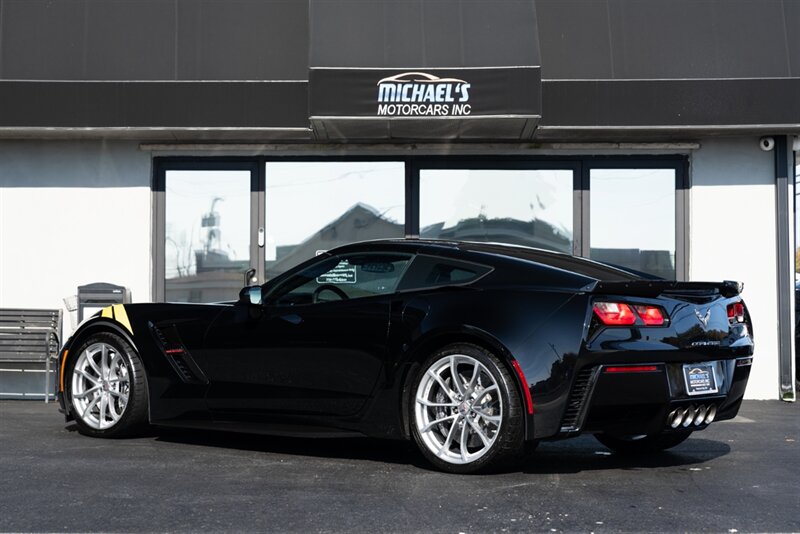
[[57, 240, 753, 473]]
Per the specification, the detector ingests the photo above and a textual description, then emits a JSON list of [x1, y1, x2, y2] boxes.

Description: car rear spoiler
[[588, 280, 742, 298]]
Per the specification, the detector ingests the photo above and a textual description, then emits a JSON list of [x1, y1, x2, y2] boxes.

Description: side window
[[266, 253, 412, 305], [397, 255, 492, 292]]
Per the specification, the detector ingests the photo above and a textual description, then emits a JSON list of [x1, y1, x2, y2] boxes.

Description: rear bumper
[[538, 356, 752, 440]]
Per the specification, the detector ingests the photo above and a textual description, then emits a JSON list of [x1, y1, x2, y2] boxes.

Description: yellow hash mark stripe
[[99, 304, 132, 334], [112, 304, 134, 336]]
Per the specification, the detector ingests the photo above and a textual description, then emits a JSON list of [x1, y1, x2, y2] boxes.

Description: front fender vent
[[559, 366, 600, 433], [148, 322, 208, 385]]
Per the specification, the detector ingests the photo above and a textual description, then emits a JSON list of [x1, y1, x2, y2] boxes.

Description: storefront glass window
[[419, 169, 573, 253], [165, 170, 251, 302], [590, 168, 675, 279], [264, 161, 405, 281]]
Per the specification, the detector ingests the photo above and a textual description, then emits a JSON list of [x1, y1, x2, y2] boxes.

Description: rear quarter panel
[[391, 286, 592, 440]]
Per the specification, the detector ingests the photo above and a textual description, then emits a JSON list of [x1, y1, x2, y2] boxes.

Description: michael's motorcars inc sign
[[308, 66, 541, 139], [376, 72, 471, 116]]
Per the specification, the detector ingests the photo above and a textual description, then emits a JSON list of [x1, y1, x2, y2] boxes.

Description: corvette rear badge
[[694, 308, 711, 327]]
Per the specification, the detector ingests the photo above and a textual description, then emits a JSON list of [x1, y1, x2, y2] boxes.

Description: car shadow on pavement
[[521, 437, 731, 474], [65, 420, 731, 473], [148, 425, 431, 468], [87, 423, 731, 474]]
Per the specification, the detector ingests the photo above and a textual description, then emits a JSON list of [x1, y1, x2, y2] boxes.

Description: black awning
[[0, 81, 309, 130], [535, 78, 800, 141]]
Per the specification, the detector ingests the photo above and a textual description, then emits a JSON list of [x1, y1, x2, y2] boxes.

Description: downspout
[[774, 135, 796, 401]]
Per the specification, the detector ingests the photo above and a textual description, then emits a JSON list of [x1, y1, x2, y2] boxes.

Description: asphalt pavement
[[0, 400, 798, 533]]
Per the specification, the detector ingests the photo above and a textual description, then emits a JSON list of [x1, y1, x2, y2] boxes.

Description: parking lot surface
[[0, 400, 797, 533]]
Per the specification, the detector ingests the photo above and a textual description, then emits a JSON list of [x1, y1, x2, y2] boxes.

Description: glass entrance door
[[160, 166, 257, 303]]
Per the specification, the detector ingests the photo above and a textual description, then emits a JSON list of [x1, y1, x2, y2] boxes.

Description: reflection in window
[[165, 170, 251, 303], [590, 168, 675, 279], [268, 254, 412, 305], [419, 169, 573, 253], [265, 162, 405, 281]]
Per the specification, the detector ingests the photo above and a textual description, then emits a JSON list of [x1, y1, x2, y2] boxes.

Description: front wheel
[[595, 430, 693, 454], [410, 344, 524, 473], [66, 331, 149, 438]]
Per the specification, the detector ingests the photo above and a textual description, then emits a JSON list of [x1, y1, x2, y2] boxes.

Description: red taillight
[[727, 302, 745, 323], [594, 302, 667, 326], [633, 305, 665, 326], [604, 365, 659, 373], [593, 302, 637, 325]]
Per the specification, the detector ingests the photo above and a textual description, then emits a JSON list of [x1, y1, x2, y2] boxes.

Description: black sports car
[[57, 239, 754, 473]]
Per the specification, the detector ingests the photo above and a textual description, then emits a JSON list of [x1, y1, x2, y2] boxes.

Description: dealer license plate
[[683, 363, 719, 396]]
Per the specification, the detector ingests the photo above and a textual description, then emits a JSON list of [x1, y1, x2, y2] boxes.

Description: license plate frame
[[682, 363, 719, 396]]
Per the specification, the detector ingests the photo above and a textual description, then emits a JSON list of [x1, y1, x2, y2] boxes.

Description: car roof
[[331, 239, 642, 281]]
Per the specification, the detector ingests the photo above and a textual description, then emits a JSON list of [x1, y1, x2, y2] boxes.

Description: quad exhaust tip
[[668, 404, 717, 428]]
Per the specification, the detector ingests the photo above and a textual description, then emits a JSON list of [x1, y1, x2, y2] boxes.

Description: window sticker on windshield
[[317, 260, 357, 284]]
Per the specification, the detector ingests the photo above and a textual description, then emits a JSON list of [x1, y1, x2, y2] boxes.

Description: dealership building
[[0, 0, 797, 400]]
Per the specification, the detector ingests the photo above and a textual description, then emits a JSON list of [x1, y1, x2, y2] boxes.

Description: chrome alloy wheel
[[414, 354, 503, 465], [70, 342, 130, 430]]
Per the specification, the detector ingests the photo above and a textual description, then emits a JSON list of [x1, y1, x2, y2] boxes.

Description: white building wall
[[0, 140, 151, 339], [690, 137, 784, 399]]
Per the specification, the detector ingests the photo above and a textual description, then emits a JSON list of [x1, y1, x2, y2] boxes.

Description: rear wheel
[[410, 344, 524, 473], [595, 430, 692, 454], [66, 331, 148, 437]]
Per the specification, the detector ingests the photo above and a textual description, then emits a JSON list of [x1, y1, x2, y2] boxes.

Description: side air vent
[[170, 354, 196, 383], [148, 322, 209, 385], [559, 366, 600, 433]]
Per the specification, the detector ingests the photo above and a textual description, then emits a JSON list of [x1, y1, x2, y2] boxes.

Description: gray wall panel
[[175, 0, 308, 80], [383, 4, 425, 66], [534, 0, 613, 79], [460, 1, 540, 67], [784, 0, 800, 77], [536, 0, 796, 79], [85, 0, 177, 80], [0, 0, 87, 80], [310, 0, 540, 68], [0, 0, 307, 81]]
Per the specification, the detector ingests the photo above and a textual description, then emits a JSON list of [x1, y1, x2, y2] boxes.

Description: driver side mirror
[[239, 285, 262, 305]]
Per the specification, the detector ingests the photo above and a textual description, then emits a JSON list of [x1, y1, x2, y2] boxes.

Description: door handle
[[279, 314, 303, 325]]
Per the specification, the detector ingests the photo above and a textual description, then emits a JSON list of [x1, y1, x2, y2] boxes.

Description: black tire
[[594, 430, 693, 454], [65, 331, 149, 438], [409, 343, 525, 474]]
